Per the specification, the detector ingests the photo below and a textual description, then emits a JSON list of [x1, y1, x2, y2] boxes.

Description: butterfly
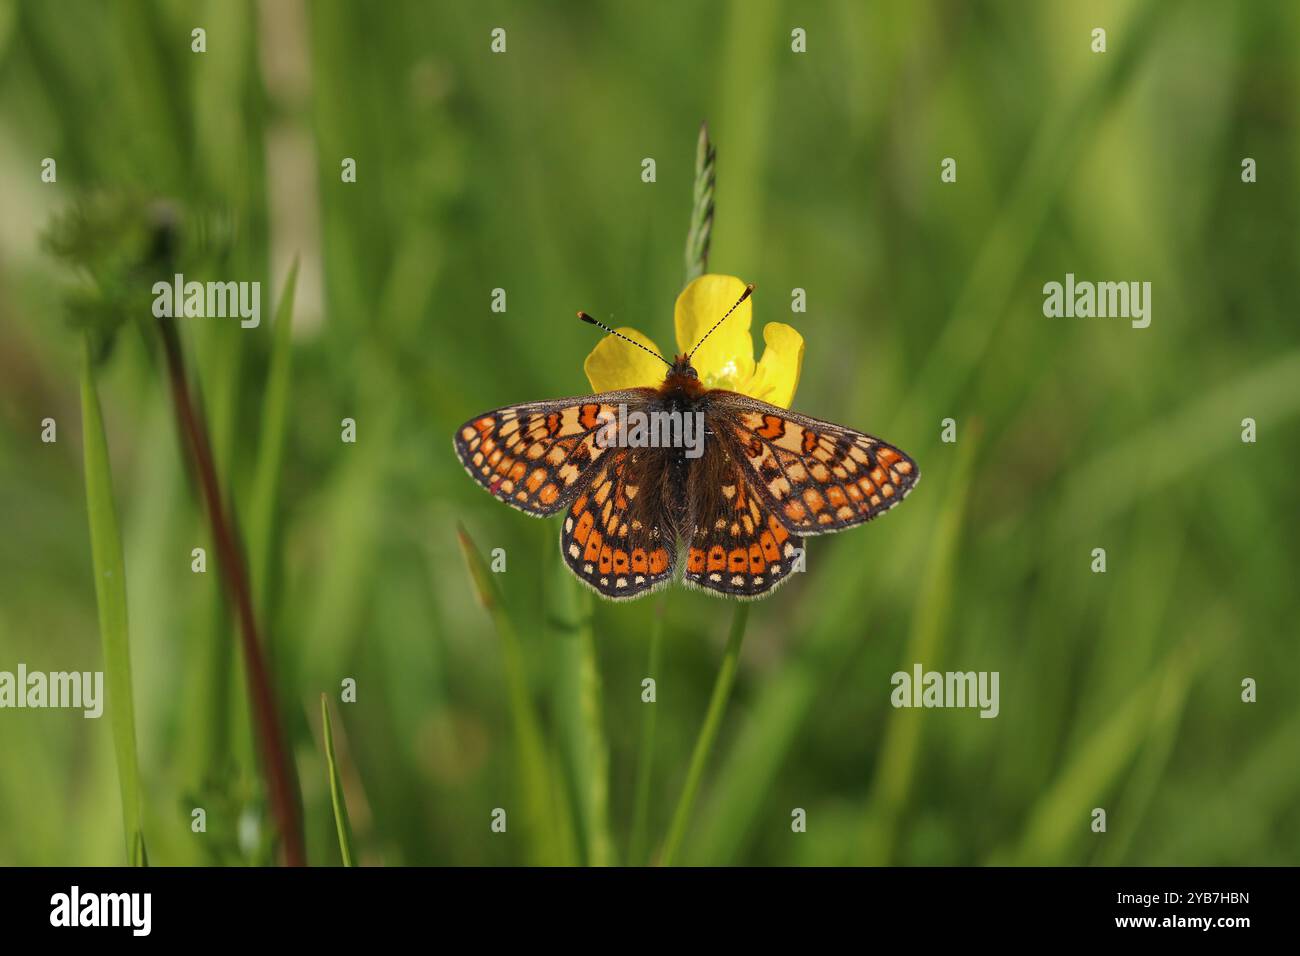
[[453, 285, 919, 600]]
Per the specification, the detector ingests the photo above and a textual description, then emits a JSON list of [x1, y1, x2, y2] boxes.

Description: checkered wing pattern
[[453, 389, 655, 516]]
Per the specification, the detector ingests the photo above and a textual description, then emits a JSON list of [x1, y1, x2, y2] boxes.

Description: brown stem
[[158, 319, 306, 866]]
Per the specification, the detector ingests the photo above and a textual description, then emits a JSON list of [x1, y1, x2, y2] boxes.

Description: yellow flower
[[582, 274, 805, 408]]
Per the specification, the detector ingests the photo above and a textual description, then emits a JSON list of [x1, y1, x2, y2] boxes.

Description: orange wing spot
[[574, 510, 595, 546], [876, 447, 900, 467], [784, 500, 807, 523], [767, 515, 790, 543], [881, 483, 895, 498], [748, 544, 765, 574], [598, 545, 613, 574], [649, 549, 670, 574], [759, 531, 780, 561], [858, 478, 877, 496], [802, 429, 818, 454], [810, 463, 831, 483], [687, 548, 706, 573], [526, 468, 547, 492], [757, 415, 786, 440], [817, 513, 833, 525], [707, 545, 727, 571], [895, 459, 913, 475], [488, 448, 503, 466], [546, 412, 562, 436], [509, 461, 528, 481], [461, 426, 477, 442], [474, 418, 494, 433], [631, 548, 649, 573], [579, 404, 602, 429], [613, 549, 630, 574], [583, 529, 603, 563], [870, 467, 886, 484], [728, 548, 749, 572], [539, 483, 559, 505], [846, 483, 863, 501], [495, 455, 516, 476], [836, 505, 855, 520], [802, 488, 826, 513], [827, 486, 848, 508]]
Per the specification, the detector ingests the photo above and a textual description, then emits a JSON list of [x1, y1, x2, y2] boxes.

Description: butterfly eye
[[684, 367, 699, 379]]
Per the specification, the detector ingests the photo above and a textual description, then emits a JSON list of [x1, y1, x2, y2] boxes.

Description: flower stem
[[660, 601, 749, 866], [628, 592, 667, 865]]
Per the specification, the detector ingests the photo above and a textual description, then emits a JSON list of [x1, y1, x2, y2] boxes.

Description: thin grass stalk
[[628, 593, 666, 865], [660, 602, 749, 866], [457, 523, 565, 864], [79, 336, 148, 866], [320, 693, 356, 866], [157, 318, 305, 866]]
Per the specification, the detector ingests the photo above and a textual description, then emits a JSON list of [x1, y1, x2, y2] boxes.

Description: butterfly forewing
[[715, 395, 921, 536], [453, 389, 657, 516]]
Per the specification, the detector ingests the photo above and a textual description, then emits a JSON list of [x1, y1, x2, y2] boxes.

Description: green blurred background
[[1, 0, 1297, 866]]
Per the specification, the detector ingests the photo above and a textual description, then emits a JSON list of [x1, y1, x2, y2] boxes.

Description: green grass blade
[[320, 693, 355, 866], [456, 523, 567, 865], [861, 426, 980, 865], [549, 564, 614, 866], [1000, 640, 1201, 866], [660, 602, 750, 866], [628, 594, 666, 865], [248, 257, 299, 619], [79, 336, 147, 867]]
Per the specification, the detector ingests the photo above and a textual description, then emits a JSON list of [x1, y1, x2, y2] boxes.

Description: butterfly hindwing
[[718, 395, 920, 536], [682, 454, 804, 599], [560, 449, 675, 599], [453, 389, 656, 516]]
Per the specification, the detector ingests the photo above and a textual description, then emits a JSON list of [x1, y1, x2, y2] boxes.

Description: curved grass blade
[[320, 693, 355, 867], [79, 335, 147, 866], [456, 523, 568, 864]]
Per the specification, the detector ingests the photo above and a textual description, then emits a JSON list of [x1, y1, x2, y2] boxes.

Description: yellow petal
[[583, 327, 666, 392], [744, 322, 804, 409], [673, 274, 755, 391]]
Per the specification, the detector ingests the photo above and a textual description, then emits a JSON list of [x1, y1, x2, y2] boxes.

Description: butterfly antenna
[[578, 312, 673, 369], [687, 283, 755, 359]]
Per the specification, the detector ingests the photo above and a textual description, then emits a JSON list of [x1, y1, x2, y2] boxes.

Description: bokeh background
[[1, 0, 1297, 867]]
